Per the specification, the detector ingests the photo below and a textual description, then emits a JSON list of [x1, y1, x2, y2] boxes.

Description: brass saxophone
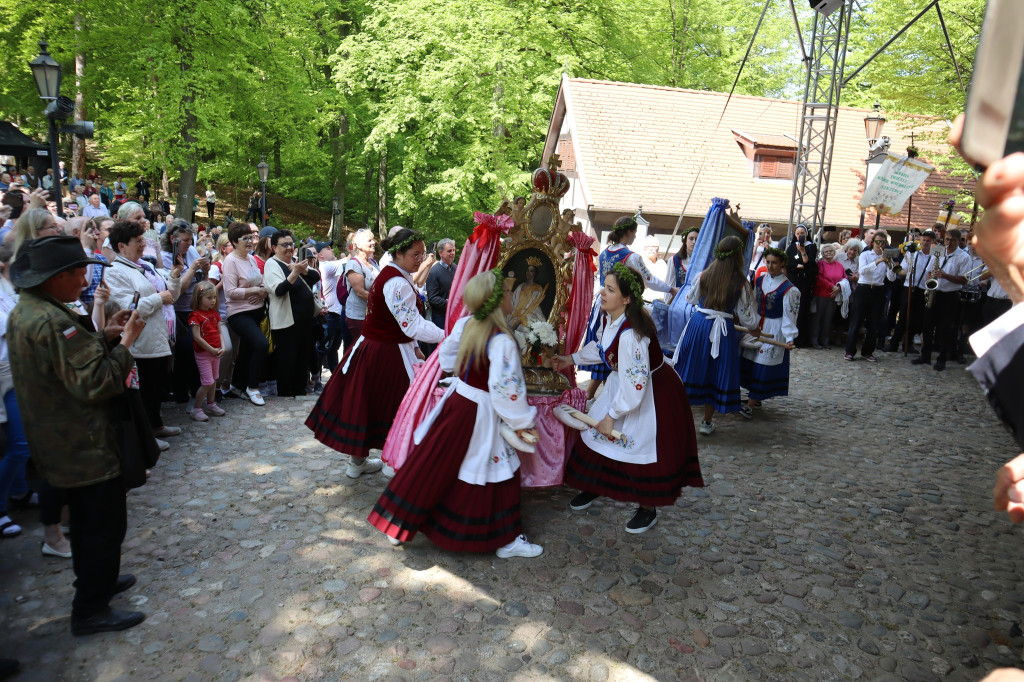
[[924, 250, 942, 308]]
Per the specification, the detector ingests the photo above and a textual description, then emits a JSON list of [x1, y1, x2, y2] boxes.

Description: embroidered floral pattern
[[623, 344, 648, 391], [390, 286, 420, 332], [587, 426, 636, 451], [491, 355, 525, 403]]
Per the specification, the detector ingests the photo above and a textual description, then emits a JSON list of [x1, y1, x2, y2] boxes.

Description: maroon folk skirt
[[564, 363, 703, 507], [305, 338, 409, 458], [367, 393, 523, 552]]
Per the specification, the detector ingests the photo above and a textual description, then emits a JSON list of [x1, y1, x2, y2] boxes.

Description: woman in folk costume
[[740, 248, 798, 411], [368, 270, 543, 558], [306, 229, 445, 478], [551, 264, 701, 534], [664, 227, 699, 291], [673, 236, 759, 436], [581, 216, 677, 399]]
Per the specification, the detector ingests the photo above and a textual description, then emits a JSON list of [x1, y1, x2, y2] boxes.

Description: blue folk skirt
[[740, 352, 790, 400], [673, 311, 741, 414]]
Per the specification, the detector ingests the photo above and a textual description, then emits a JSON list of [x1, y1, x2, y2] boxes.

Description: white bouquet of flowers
[[517, 320, 558, 365]]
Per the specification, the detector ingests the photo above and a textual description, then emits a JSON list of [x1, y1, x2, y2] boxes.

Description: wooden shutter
[[759, 156, 779, 178]]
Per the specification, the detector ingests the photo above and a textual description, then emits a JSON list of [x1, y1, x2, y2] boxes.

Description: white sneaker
[[155, 438, 170, 452], [346, 457, 383, 479], [382, 464, 396, 479], [386, 535, 402, 546], [699, 421, 716, 435], [245, 388, 265, 406], [496, 534, 543, 559], [154, 425, 181, 437]]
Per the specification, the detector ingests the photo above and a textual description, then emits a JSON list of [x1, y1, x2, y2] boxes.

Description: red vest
[[363, 265, 424, 343]]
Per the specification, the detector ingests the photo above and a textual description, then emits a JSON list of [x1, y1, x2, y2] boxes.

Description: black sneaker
[[933, 359, 946, 371], [569, 491, 598, 511], [625, 507, 658, 534], [911, 355, 930, 365]]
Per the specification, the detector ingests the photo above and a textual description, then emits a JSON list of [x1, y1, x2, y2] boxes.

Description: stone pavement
[[1, 347, 1022, 682]]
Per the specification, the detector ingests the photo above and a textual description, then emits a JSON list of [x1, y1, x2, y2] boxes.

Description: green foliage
[[0, 0, 985, 238]]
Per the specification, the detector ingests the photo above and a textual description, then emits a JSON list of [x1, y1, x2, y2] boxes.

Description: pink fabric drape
[[382, 212, 511, 470], [564, 232, 596, 357], [445, 212, 512, 333]]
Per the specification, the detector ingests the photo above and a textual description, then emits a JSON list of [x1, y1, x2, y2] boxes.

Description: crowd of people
[[0, 109, 1023, 682]]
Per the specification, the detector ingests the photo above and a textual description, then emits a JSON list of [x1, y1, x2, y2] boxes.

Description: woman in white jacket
[[105, 220, 182, 439]]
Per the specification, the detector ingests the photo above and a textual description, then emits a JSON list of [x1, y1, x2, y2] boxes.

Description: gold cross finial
[[547, 153, 562, 170]]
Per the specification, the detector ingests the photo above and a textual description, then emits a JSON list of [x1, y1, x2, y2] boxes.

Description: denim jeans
[[0, 389, 31, 516], [318, 312, 350, 372]]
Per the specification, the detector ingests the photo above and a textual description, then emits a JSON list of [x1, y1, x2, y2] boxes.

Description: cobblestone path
[[1, 348, 1021, 681]]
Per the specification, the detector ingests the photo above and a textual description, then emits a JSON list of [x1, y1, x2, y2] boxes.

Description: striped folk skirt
[[565, 363, 703, 507], [739, 352, 791, 401], [305, 338, 410, 458], [367, 393, 523, 552]]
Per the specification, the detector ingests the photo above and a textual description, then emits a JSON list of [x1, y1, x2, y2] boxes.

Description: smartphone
[[128, 292, 141, 311], [961, 0, 1024, 168]]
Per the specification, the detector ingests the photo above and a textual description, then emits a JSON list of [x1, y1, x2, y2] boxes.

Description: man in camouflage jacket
[[7, 235, 148, 636]]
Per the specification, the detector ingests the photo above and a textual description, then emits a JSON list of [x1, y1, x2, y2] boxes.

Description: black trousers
[[889, 287, 926, 350], [228, 308, 270, 391], [206, 201, 215, 220], [318, 312, 350, 372], [272, 319, 314, 397], [135, 356, 169, 429], [845, 284, 886, 356], [65, 476, 127, 619], [172, 311, 200, 401], [919, 291, 961, 361]]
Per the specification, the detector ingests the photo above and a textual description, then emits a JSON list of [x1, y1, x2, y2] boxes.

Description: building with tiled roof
[[540, 76, 976, 249]]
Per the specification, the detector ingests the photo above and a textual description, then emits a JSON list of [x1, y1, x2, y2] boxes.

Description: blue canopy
[[654, 198, 753, 355]]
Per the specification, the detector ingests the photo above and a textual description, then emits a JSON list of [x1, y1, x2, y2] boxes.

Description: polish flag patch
[[62, 327, 78, 340]]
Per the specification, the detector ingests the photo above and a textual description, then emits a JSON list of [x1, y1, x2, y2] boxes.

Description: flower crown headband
[[612, 262, 644, 302], [680, 226, 699, 239], [714, 243, 742, 261], [762, 246, 787, 264], [473, 268, 505, 321], [388, 231, 422, 255]]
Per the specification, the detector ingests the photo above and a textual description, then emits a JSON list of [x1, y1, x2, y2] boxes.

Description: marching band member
[[885, 231, 934, 353], [672, 236, 759, 435], [844, 229, 896, 362], [740, 248, 798, 412], [551, 264, 701, 534], [368, 270, 543, 558], [912, 228, 971, 371], [306, 228, 444, 478], [580, 216, 676, 399]]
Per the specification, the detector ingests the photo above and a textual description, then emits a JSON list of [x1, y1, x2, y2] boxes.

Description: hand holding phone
[[128, 291, 141, 311]]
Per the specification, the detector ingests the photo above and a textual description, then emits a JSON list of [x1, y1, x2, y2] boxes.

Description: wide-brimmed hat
[[11, 235, 109, 289]]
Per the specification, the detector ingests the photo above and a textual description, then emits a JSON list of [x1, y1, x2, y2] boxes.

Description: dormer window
[[732, 130, 798, 181]]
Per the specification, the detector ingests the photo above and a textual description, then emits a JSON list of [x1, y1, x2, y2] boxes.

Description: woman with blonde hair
[[369, 269, 542, 557], [673, 236, 760, 434], [12, 209, 61, 255]]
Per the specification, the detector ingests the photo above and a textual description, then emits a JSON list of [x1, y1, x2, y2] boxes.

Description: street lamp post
[[859, 102, 889, 234], [28, 38, 64, 216], [256, 155, 270, 228]]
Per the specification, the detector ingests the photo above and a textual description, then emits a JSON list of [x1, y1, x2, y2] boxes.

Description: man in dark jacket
[[423, 238, 457, 355], [7, 235, 147, 636]]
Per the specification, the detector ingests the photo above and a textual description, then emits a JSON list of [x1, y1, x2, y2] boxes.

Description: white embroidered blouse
[[571, 312, 660, 465]]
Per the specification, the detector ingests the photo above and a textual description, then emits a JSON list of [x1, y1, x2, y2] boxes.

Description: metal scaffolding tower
[[787, 0, 853, 238]]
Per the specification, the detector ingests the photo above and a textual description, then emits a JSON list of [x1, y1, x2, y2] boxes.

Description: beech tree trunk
[[376, 151, 387, 239], [72, 11, 86, 178]]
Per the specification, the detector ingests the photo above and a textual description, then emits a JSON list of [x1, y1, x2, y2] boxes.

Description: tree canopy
[[0, 0, 984, 240]]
